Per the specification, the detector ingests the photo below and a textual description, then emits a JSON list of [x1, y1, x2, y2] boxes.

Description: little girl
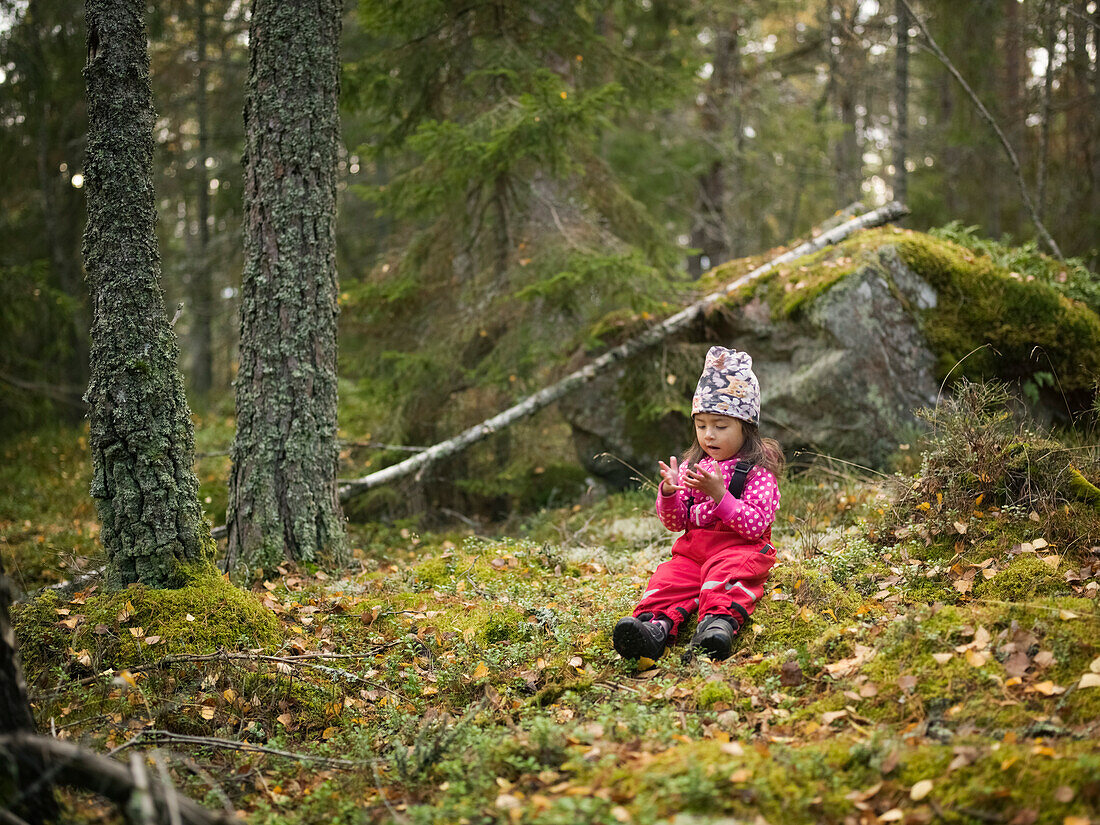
[[613, 346, 784, 661]]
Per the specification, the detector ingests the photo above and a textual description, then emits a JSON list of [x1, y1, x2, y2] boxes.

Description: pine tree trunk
[[893, 0, 909, 206], [828, 2, 862, 207], [1003, 0, 1024, 230], [1036, 0, 1054, 221], [191, 0, 214, 397], [688, 15, 740, 277], [83, 0, 214, 589], [226, 0, 348, 573]]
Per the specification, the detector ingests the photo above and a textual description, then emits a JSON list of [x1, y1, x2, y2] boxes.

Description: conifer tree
[[225, 0, 348, 572], [340, 1, 693, 464], [82, 0, 214, 588]]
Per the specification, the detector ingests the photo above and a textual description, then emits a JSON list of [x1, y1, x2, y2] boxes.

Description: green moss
[[894, 233, 1100, 394], [972, 554, 1065, 602], [766, 249, 864, 319], [697, 679, 735, 710], [9, 591, 69, 688], [15, 572, 281, 682], [411, 555, 453, 586], [484, 606, 531, 644]]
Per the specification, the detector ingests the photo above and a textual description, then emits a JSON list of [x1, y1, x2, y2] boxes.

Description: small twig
[[933, 344, 996, 432], [154, 750, 183, 825], [0, 808, 32, 825], [174, 754, 236, 819], [341, 441, 428, 452], [439, 507, 481, 529], [371, 761, 407, 823], [791, 452, 888, 479], [129, 650, 409, 702], [130, 752, 158, 825], [133, 730, 373, 769]]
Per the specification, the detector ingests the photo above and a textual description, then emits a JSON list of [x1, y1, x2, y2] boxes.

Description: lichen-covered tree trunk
[[83, 0, 214, 589], [225, 0, 348, 573]]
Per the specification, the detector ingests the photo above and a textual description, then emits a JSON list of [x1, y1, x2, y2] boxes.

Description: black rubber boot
[[689, 614, 739, 661], [612, 616, 669, 660]]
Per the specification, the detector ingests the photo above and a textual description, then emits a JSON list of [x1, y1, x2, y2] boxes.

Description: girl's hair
[[682, 419, 785, 477]]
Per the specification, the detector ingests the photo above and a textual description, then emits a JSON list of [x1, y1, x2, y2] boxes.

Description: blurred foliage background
[[1, 0, 1098, 521]]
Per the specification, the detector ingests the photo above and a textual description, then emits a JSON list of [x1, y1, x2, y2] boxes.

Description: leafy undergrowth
[[5, 390, 1100, 825]]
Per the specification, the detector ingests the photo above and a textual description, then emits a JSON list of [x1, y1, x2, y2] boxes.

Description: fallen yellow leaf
[[965, 649, 989, 667], [1027, 680, 1066, 696], [472, 662, 490, 679], [1078, 673, 1100, 689], [910, 779, 934, 801]]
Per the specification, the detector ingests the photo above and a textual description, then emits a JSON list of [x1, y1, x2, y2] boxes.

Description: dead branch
[[126, 730, 373, 768], [0, 733, 233, 825], [338, 201, 908, 500]]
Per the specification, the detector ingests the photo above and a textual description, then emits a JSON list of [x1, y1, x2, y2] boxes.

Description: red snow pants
[[633, 528, 776, 637]]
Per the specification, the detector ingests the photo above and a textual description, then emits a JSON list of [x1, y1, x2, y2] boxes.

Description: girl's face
[[694, 413, 745, 461]]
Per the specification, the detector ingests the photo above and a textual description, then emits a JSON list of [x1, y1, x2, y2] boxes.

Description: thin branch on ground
[[129, 730, 376, 769]]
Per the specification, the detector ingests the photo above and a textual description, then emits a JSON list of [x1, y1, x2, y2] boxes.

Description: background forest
[[3, 0, 1099, 520], [3, 2, 1100, 825]]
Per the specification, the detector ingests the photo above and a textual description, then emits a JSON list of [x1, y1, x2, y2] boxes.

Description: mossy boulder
[[561, 228, 1100, 477]]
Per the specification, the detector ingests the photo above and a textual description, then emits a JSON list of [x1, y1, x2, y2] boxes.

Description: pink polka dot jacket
[[656, 455, 780, 539]]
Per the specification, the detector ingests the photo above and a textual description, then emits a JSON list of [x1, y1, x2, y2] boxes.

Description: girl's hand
[[683, 463, 726, 504], [658, 457, 683, 495]]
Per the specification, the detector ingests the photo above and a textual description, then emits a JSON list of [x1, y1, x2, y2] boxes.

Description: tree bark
[[688, 14, 741, 277], [339, 202, 909, 499], [226, 0, 349, 573], [1036, 0, 1055, 221], [893, 0, 909, 206], [83, 0, 215, 589], [828, 1, 862, 207], [0, 560, 58, 824], [190, 0, 214, 398]]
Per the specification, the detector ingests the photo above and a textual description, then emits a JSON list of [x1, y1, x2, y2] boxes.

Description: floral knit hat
[[691, 346, 760, 425]]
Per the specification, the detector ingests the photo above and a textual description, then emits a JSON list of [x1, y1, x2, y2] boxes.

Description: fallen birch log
[[337, 201, 908, 500]]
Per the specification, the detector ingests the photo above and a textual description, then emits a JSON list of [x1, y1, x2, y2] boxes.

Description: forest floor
[[4, 387, 1100, 825]]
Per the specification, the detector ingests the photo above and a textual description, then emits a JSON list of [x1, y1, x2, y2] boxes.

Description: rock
[[562, 232, 1100, 485], [757, 246, 939, 467], [562, 245, 939, 479]]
